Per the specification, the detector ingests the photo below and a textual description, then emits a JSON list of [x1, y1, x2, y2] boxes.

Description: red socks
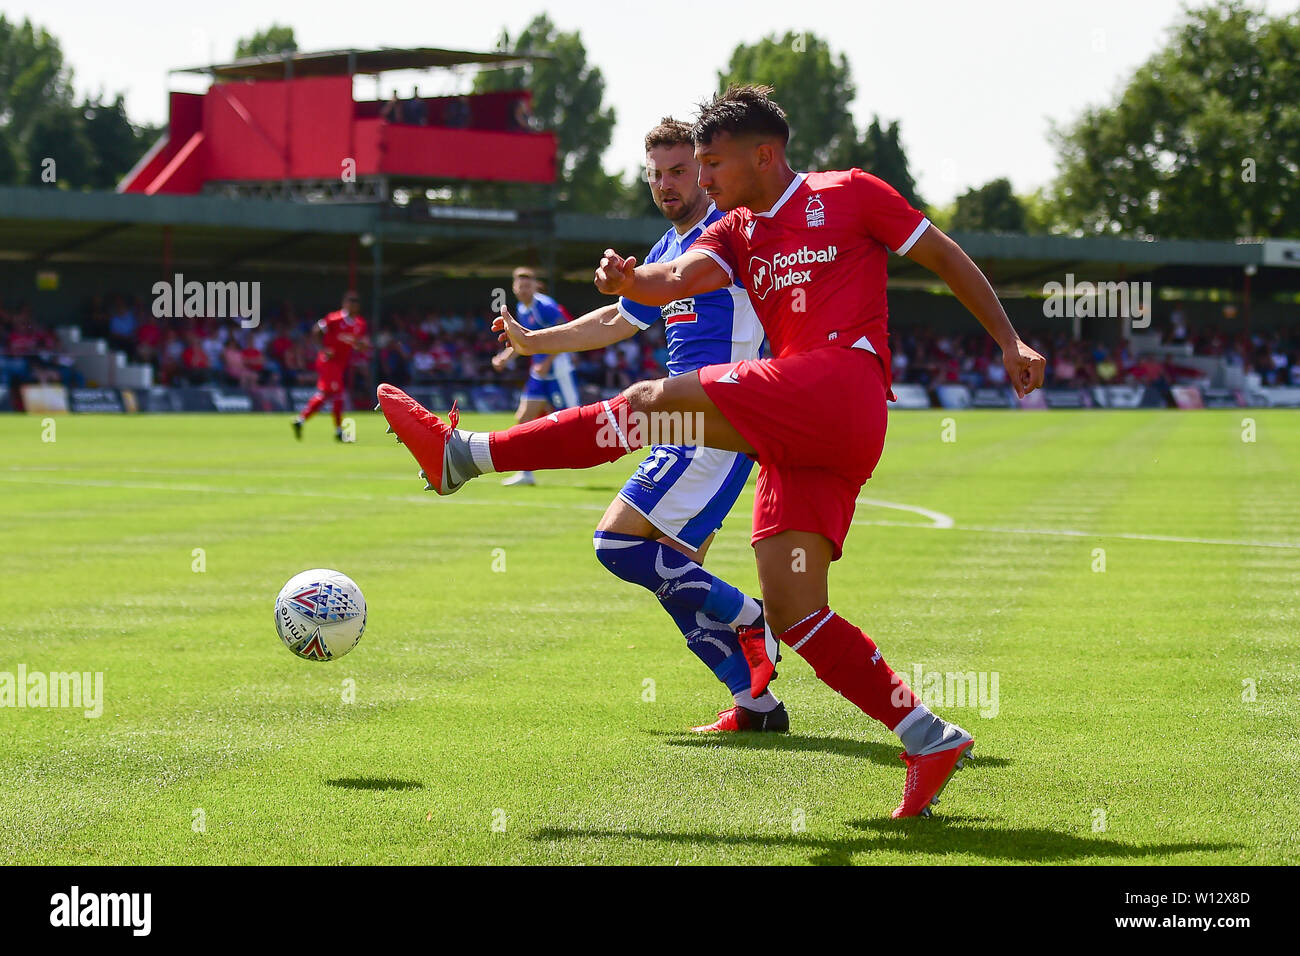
[[489, 395, 641, 473], [301, 394, 324, 420], [780, 607, 917, 731], [332, 397, 344, 428]]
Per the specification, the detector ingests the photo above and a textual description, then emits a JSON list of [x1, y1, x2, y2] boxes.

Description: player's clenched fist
[[594, 248, 638, 295], [1003, 338, 1046, 399], [492, 308, 534, 355]]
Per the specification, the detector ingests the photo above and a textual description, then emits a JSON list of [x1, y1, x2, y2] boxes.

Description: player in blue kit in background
[[491, 266, 580, 486], [492, 118, 785, 732]]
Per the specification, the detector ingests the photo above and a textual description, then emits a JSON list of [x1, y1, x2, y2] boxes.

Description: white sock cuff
[[734, 690, 781, 712], [467, 432, 496, 473], [892, 703, 932, 737]]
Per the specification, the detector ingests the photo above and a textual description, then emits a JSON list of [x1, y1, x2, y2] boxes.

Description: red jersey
[[691, 169, 929, 392], [318, 310, 368, 366]]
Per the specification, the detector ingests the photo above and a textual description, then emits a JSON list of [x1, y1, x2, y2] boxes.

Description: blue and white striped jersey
[[617, 204, 764, 376], [516, 292, 569, 379]]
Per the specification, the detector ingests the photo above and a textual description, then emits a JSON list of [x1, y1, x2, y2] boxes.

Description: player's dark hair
[[692, 85, 790, 148], [644, 116, 694, 152]]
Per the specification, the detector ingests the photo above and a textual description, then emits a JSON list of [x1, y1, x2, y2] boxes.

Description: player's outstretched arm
[[493, 304, 635, 357], [906, 226, 1046, 397], [594, 249, 728, 305]]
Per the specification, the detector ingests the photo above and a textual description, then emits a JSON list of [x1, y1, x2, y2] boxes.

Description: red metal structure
[[119, 47, 557, 199]]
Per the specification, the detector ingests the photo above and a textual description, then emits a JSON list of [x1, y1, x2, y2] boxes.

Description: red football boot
[[892, 732, 974, 818], [736, 623, 780, 698], [690, 702, 789, 733], [376, 385, 463, 494]]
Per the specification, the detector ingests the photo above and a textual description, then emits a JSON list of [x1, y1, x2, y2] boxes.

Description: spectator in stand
[[221, 335, 257, 389], [135, 313, 163, 365], [1169, 303, 1189, 343], [241, 338, 267, 385], [108, 299, 137, 356], [180, 333, 212, 385], [1096, 349, 1120, 384], [380, 91, 402, 123], [510, 97, 537, 132], [403, 88, 428, 126], [445, 95, 471, 129]]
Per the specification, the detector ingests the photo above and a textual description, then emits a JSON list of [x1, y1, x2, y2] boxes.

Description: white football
[[274, 569, 367, 661]]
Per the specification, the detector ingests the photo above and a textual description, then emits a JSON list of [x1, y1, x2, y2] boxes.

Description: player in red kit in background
[[293, 291, 371, 443], [376, 86, 1046, 817]]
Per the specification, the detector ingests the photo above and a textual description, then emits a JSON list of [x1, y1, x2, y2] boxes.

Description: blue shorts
[[522, 353, 579, 410], [618, 444, 753, 550]]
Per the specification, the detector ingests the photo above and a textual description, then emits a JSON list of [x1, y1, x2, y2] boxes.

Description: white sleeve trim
[[893, 217, 931, 256], [696, 248, 734, 279], [616, 299, 651, 330]]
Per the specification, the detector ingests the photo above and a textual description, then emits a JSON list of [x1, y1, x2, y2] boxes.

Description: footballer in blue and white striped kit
[[491, 267, 581, 486], [491, 118, 786, 732]]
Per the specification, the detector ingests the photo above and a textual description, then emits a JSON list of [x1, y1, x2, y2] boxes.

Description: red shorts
[[698, 344, 888, 560], [315, 358, 347, 395]]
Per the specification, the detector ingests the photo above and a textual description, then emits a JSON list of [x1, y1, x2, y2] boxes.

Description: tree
[[0, 16, 74, 159], [81, 93, 157, 189], [717, 31, 857, 170], [950, 178, 1027, 233], [0, 16, 156, 188], [835, 116, 925, 210], [475, 15, 622, 214], [0, 132, 16, 183], [1050, 1, 1300, 239], [23, 104, 93, 186], [235, 25, 298, 59]]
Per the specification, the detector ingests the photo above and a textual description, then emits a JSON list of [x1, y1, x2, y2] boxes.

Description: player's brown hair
[[512, 267, 537, 280], [692, 85, 790, 148], [644, 116, 694, 152]]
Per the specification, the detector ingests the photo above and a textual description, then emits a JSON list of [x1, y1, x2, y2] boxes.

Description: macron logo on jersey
[[747, 245, 838, 300]]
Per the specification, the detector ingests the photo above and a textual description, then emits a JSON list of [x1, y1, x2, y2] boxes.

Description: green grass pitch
[[1, 409, 1296, 865]]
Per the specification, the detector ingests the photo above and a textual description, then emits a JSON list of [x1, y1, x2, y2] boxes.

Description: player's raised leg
[[501, 395, 549, 486], [376, 368, 753, 495]]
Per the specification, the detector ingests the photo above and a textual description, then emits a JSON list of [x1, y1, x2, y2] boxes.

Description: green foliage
[[951, 178, 1027, 233], [0, 16, 156, 188], [475, 15, 619, 214], [716, 32, 924, 210], [235, 25, 298, 59], [717, 31, 857, 170], [835, 116, 925, 210], [23, 104, 92, 186], [1050, 1, 1300, 239]]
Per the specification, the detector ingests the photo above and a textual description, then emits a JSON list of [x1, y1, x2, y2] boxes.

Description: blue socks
[[593, 531, 764, 699]]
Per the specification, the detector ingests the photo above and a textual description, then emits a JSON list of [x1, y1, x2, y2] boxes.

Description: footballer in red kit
[[294, 291, 370, 442], [375, 86, 1046, 818]]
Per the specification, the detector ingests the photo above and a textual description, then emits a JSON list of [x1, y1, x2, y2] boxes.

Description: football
[[274, 569, 367, 661]]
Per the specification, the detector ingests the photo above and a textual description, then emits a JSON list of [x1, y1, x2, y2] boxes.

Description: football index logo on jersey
[[747, 245, 839, 300]]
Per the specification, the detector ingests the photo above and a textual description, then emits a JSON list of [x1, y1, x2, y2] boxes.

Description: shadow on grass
[[326, 777, 424, 791], [649, 731, 1011, 770], [532, 818, 1239, 865]]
